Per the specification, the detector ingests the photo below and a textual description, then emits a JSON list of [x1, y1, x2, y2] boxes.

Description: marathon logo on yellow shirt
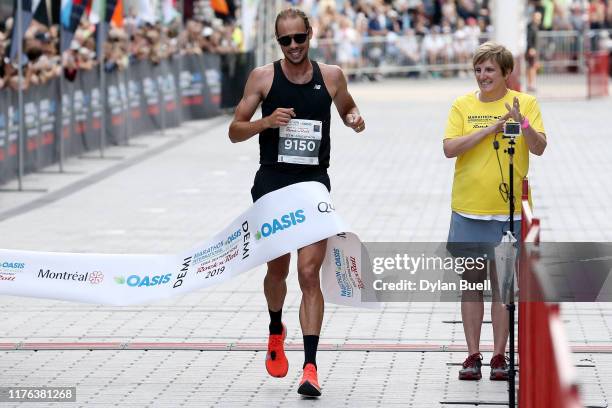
[[467, 115, 503, 129]]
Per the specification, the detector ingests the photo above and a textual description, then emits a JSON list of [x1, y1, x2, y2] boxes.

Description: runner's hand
[[346, 113, 365, 133], [265, 108, 295, 128]]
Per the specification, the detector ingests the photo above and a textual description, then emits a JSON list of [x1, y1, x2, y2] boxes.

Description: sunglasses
[[277, 33, 308, 47]]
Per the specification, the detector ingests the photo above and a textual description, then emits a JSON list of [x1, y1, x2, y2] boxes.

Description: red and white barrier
[[518, 179, 583, 408], [587, 51, 610, 99]]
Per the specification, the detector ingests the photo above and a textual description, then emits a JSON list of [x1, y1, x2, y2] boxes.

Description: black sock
[[268, 309, 283, 335], [303, 335, 319, 368]]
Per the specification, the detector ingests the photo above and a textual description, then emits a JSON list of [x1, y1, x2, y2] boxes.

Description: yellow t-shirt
[[444, 89, 546, 215]]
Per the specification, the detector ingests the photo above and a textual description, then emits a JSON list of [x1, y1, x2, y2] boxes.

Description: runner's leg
[[264, 254, 291, 317], [297, 240, 326, 337], [264, 254, 291, 378], [296, 239, 326, 396]]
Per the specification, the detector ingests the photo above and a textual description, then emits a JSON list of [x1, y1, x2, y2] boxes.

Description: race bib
[[278, 119, 322, 165]]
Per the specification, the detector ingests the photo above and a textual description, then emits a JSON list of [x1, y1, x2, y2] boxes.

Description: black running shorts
[[250, 166, 331, 203]]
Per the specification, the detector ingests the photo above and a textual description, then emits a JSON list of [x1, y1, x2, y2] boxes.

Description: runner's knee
[[266, 254, 290, 281], [266, 268, 289, 282], [297, 264, 320, 292]]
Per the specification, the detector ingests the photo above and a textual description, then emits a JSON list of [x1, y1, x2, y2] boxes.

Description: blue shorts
[[446, 212, 521, 258]]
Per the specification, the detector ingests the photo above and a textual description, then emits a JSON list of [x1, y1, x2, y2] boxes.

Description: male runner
[[228, 8, 365, 397]]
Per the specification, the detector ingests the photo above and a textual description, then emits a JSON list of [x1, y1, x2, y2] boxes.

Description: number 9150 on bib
[[278, 119, 322, 165]]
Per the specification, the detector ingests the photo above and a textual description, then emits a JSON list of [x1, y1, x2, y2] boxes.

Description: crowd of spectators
[[0, 7, 243, 92], [1, 1, 612, 90], [0, 19, 62, 91], [295, 0, 612, 73]]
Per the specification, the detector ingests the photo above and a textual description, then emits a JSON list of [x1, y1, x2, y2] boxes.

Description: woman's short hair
[[473, 42, 514, 76], [275, 8, 311, 37]]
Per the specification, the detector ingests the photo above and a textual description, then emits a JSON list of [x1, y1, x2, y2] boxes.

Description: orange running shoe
[[297, 363, 321, 397], [265, 323, 288, 378]]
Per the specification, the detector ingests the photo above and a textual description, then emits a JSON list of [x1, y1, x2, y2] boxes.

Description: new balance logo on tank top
[[260, 60, 333, 170]]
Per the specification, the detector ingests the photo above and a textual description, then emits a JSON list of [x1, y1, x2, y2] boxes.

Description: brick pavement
[[1, 78, 611, 407]]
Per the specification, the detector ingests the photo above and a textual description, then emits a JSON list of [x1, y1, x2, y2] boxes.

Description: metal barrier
[[0, 53, 254, 187], [535, 30, 610, 99], [518, 179, 583, 408], [535, 30, 585, 99], [310, 33, 491, 76], [537, 31, 585, 74], [310, 30, 610, 100]]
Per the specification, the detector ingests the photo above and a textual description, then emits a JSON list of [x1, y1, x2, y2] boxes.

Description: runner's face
[[473, 59, 508, 96], [276, 17, 310, 65]]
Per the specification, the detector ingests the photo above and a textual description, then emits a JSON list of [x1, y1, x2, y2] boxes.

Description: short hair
[[275, 8, 311, 37], [473, 41, 514, 76]]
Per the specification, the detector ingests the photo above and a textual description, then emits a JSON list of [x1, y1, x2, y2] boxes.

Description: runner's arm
[[330, 66, 365, 132], [228, 69, 269, 143]]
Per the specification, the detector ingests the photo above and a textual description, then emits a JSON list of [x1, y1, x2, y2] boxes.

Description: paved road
[[1, 78, 611, 407]]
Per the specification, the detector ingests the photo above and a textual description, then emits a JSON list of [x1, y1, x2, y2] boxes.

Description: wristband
[[521, 117, 530, 129]]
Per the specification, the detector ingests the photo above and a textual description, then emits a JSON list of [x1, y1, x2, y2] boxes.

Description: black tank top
[[259, 60, 333, 170]]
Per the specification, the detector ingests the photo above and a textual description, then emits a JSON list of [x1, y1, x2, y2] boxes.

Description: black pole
[[98, 23, 106, 158], [16, 0, 24, 191], [125, 17, 132, 146], [506, 137, 516, 406], [58, 32, 65, 173], [178, 0, 184, 126]]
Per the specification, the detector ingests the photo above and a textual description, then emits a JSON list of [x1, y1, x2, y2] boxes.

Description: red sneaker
[[458, 352, 483, 380], [265, 323, 288, 378], [297, 363, 321, 397], [490, 354, 510, 381]]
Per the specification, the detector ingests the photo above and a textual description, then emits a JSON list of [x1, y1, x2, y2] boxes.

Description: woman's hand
[[491, 112, 512, 134], [504, 96, 523, 122]]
